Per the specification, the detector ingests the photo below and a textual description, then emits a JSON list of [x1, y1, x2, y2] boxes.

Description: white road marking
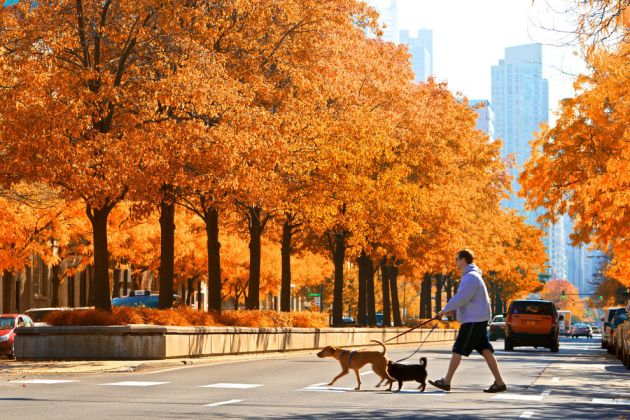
[[591, 398, 630, 405], [198, 383, 262, 389], [520, 411, 535, 418], [551, 377, 560, 383], [299, 385, 353, 393], [541, 390, 551, 397], [204, 399, 243, 407], [12, 379, 79, 384], [492, 394, 544, 402], [100, 381, 169, 387]]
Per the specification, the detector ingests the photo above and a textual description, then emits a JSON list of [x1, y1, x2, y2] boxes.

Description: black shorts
[[452, 321, 493, 357]]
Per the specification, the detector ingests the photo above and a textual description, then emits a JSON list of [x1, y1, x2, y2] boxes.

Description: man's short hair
[[457, 249, 474, 264]]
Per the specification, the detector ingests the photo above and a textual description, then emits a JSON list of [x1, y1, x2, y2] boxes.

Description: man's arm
[[437, 275, 478, 316]]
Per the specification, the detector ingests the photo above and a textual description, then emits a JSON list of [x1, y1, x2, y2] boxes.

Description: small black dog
[[385, 357, 428, 392]]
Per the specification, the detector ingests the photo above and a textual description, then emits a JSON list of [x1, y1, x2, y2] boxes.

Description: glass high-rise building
[[365, 0, 399, 43], [492, 43, 548, 222], [469, 99, 494, 139], [399, 29, 433, 82]]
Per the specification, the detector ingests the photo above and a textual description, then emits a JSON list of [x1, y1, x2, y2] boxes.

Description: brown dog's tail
[[419, 357, 427, 366], [370, 339, 387, 355]]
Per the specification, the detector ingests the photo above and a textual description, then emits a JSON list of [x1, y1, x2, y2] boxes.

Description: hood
[[463, 263, 482, 277], [0, 328, 12, 335]]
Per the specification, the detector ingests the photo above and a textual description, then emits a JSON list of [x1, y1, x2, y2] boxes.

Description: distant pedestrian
[[428, 249, 507, 393]]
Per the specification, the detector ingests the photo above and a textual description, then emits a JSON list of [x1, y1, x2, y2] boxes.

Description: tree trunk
[[366, 258, 376, 326], [88, 265, 96, 306], [186, 278, 194, 306], [205, 207, 222, 312], [246, 206, 263, 310], [159, 188, 176, 309], [80, 269, 87, 307], [2, 271, 12, 312], [122, 269, 129, 296], [420, 273, 432, 318], [446, 275, 453, 302], [381, 258, 391, 327], [86, 205, 112, 311], [435, 274, 443, 314], [330, 232, 346, 326], [112, 268, 121, 299], [67, 275, 75, 307], [280, 217, 293, 312], [389, 265, 401, 327], [51, 264, 61, 307], [357, 251, 368, 325], [197, 278, 202, 310]]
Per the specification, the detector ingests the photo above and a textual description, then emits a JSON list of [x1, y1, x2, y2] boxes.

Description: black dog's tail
[[419, 357, 427, 366]]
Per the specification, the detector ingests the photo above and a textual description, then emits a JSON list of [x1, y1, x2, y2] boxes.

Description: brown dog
[[316, 340, 395, 390]]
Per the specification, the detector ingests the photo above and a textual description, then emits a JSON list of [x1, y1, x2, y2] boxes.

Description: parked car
[[25, 307, 94, 326], [611, 306, 628, 360], [488, 315, 506, 341], [112, 290, 183, 308], [619, 313, 630, 369], [0, 314, 34, 358], [504, 299, 559, 352], [570, 323, 592, 338], [602, 307, 627, 351]]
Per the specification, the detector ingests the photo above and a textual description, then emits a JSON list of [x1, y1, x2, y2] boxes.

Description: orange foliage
[[540, 279, 586, 319]]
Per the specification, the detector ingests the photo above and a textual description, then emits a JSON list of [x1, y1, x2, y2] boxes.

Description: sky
[[392, 0, 587, 123]]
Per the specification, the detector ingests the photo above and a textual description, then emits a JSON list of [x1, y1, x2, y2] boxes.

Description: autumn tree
[[541, 279, 586, 320]]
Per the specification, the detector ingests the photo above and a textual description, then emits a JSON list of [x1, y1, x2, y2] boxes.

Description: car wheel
[[550, 341, 559, 353], [504, 338, 514, 351], [602, 341, 607, 349]]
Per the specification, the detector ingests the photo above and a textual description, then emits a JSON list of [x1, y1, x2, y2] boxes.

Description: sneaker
[[483, 381, 507, 393], [428, 378, 451, 391]]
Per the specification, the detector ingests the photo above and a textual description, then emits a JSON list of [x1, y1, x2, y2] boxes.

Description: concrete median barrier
[[14, 325, 457, 360]]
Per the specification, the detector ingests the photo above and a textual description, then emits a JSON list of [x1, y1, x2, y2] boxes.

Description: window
[[510, 301, 553, 315]]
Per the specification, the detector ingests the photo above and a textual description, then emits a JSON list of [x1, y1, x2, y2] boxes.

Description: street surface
[[1, 335, 628, 419]]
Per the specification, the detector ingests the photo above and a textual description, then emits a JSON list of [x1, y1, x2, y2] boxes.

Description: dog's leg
[[397, 380, 403, 392], [353, 369, 362, 390], [419, 381, 426, 392], [328, 369, 348, 386]]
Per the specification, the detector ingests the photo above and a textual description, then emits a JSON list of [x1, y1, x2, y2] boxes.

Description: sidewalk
[[1, 340, 448, 375]]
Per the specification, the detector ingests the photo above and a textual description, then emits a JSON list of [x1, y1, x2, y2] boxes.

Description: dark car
[[0, 314, 34, 358], [570, 323, 592, 338], [488, 315, 506, 341], [505, 299, 559, 352], [112, 290, 183, 308]]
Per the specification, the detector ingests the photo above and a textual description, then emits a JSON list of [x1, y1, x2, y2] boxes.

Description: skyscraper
[[365, 0, 399, 43], [469, 99, 494, 139], [399, 29, 433, 82], [492, 44, 548, 219]]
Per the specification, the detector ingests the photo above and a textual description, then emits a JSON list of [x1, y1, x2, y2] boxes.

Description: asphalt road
[[1, 335, 628, 419]]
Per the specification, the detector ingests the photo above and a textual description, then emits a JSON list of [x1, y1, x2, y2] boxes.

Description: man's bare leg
[[443, 352, 462, 384], [481, 348, 505, 385]]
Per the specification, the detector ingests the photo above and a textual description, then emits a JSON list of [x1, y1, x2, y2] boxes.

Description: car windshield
[[25, 310, 52, 322], [510, 302, 553, 315], [492, 316, 505, 322], [0, 317, 15, 329]]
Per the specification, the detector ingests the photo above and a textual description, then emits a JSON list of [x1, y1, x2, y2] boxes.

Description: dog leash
[[383, 316, 441, 343], [394, 322, 439, 363]]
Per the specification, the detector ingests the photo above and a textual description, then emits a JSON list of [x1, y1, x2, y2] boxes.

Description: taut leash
[[383, 316, 441, 343]]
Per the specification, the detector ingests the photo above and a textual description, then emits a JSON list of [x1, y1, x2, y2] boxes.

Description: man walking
[[428, 249, 507, 393]]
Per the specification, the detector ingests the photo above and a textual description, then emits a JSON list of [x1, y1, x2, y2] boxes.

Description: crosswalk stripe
[[492, 394, 544, 401], [204, 399, 243, 407], [11, 379, 79, 384], [520, 411, 535, 418], [591, 398, 630, 405], [198, 383, 262, 389], [100, 381, 169, 387]]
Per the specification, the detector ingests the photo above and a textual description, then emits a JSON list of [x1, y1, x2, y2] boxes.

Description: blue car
[[112, 291, 183, 308]]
